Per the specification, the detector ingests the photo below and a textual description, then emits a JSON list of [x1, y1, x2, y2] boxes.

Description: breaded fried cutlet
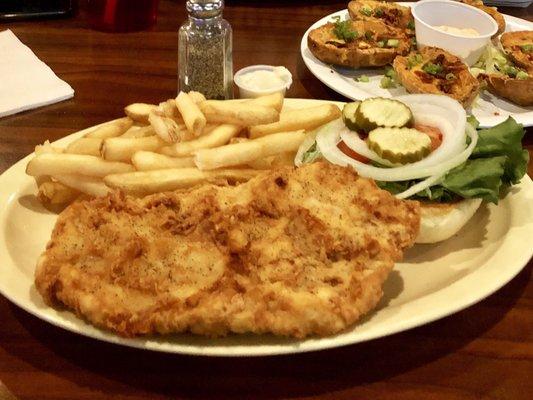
[[35, 163, 420, 338]]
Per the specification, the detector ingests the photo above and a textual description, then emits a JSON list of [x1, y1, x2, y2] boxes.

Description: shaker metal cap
[[186, 0, 224, 18]]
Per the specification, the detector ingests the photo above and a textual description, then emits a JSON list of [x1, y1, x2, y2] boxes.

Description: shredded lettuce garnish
[[301, 141, 322, 164]]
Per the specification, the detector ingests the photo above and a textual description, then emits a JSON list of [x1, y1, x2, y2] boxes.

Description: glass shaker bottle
[[178, 0, 233, 99]]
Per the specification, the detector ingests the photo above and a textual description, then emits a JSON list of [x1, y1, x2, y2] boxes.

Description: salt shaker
[[178, 0, 233, 99]]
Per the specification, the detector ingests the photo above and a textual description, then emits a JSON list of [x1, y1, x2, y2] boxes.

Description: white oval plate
[[0, 98, 532, 356], [300, 4, 533, 128]]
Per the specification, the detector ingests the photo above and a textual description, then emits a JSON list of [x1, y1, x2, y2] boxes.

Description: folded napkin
[[0, 29, 74, 118]]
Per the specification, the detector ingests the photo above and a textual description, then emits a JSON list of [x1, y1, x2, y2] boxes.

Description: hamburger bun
[[416, 198, 483, 244]]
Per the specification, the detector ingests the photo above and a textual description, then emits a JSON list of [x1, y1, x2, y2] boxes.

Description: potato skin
[[393, 47, 479, 108], [500, 31, 533, 73], [484, 74, 533, 107], [458, 0, 505, 37], [347, 0, 413, 31], [307, 20, 410, 68]]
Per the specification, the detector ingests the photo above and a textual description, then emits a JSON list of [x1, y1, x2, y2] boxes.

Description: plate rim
[[0, 98, 532, 357], [300, 4, 533, 128]]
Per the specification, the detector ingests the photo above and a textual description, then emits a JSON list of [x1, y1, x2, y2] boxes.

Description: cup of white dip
[[412, 0, 498, 66], [234, 65, 292, 98]]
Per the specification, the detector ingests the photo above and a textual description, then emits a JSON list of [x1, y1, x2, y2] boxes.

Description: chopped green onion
[[360, 6, 372, 17], [374, 8, 384, 17], [519, 44, 533, 53], [407, 20, 415, 30], [445, 72, 456, 80], [386, 39, 399, 48], [365, 31, 373, 40], [516, 70, 529, 80], [333, 20, 358, 42], [380, 76, 397, 89], [407, 53, 423, 69], [504, 65, 519, 77], [422, 62, 443, 75], [356, 75, 370, 83], [384, 66, 397, 80], [377, 40, 386, 48]]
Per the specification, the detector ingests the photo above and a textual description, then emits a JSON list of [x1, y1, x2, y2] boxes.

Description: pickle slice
[[367, 127, 431, 164], [342, 101, 361, 131], [355, 98, 413, 133]]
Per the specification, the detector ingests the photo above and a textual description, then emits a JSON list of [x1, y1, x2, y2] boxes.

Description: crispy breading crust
[[348, 0, 413, 31], [500, 31, 533, 73], [35, 163, 420, 338], [483, 74, 533, 107], [393, 47, 480, 107], [307, 20, 410, 68]]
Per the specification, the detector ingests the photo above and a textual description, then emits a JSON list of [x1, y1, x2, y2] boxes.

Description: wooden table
[[0, 1, 531, 399]]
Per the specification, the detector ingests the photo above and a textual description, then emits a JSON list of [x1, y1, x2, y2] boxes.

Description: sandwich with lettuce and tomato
[[295, 94, 528, 243]]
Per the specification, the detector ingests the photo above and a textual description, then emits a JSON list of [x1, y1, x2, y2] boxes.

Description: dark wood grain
[[0, 1, 532, 399]]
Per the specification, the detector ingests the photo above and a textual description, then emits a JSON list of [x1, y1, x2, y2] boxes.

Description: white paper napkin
[[0, 29, 74, 118]]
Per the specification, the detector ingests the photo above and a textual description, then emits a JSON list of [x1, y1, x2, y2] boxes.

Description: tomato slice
[[337, 141, 370, 163], [415, 123, 443, 151]]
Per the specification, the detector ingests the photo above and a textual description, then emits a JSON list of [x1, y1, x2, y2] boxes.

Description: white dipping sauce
[[238, 67, 292, 91], [434, 25, 480, 37]]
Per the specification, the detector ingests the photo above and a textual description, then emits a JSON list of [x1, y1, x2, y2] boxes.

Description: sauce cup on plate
[[412, 0, 498, 66], [234, 65, 292, 99]]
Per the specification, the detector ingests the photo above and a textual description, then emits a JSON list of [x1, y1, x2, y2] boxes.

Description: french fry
[[194, 130, 305, 170], [149, 111, 192, 143], [35, 140, 62, 155], [160, 124, 241, 157], [248, 104, 341, 138], [199, 101, 279, 126], [121, 125, 156, 138], [38, 181, 80, 205], [132, 151, 195, 171], [223, 93, 284, 112], [54, 174, 112, 197], [85, 117, 133, 139], [102, 136, 167, 162], [65, 138, 103, 156], [26, 153, 134, 178], [188, 91, 206, 104], [246, 156, 274, 170], [229, 137, 249, 144], [175, 91, 206, 136], [124, 103, 158, 124], [158, 99, 182, 120], [248, 92, 284, 112], [271, 151, 297, 167], [104, 168, 260, 195]]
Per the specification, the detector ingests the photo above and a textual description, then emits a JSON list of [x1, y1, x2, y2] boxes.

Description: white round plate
[[300, 4, 533, 128], [0, 98, 532, 356]]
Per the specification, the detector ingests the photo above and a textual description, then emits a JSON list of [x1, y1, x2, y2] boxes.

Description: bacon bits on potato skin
[[393, 47, 480, 107], [500, 31, 533, 74], [308, 20, 410, 68]]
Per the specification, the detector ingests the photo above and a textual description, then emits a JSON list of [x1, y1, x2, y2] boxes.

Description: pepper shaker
[[178, 0, 233, 99]]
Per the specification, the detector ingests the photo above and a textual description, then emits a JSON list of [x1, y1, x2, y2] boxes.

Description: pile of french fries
[[26, 91, 341, 205]]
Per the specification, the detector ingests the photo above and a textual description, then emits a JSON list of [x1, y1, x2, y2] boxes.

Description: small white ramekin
[[234, 65, 292, 99], [412, 0, 498, 66]]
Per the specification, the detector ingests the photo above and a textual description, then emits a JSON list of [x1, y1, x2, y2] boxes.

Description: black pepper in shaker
[[178, 0, 233, 100]]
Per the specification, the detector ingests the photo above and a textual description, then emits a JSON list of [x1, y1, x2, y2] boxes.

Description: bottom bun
[[416, 198, 483, 244]]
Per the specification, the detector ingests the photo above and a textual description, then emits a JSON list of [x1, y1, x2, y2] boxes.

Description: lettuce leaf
[[376, 117, 528, 204], [469, 117, 528, 184]]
